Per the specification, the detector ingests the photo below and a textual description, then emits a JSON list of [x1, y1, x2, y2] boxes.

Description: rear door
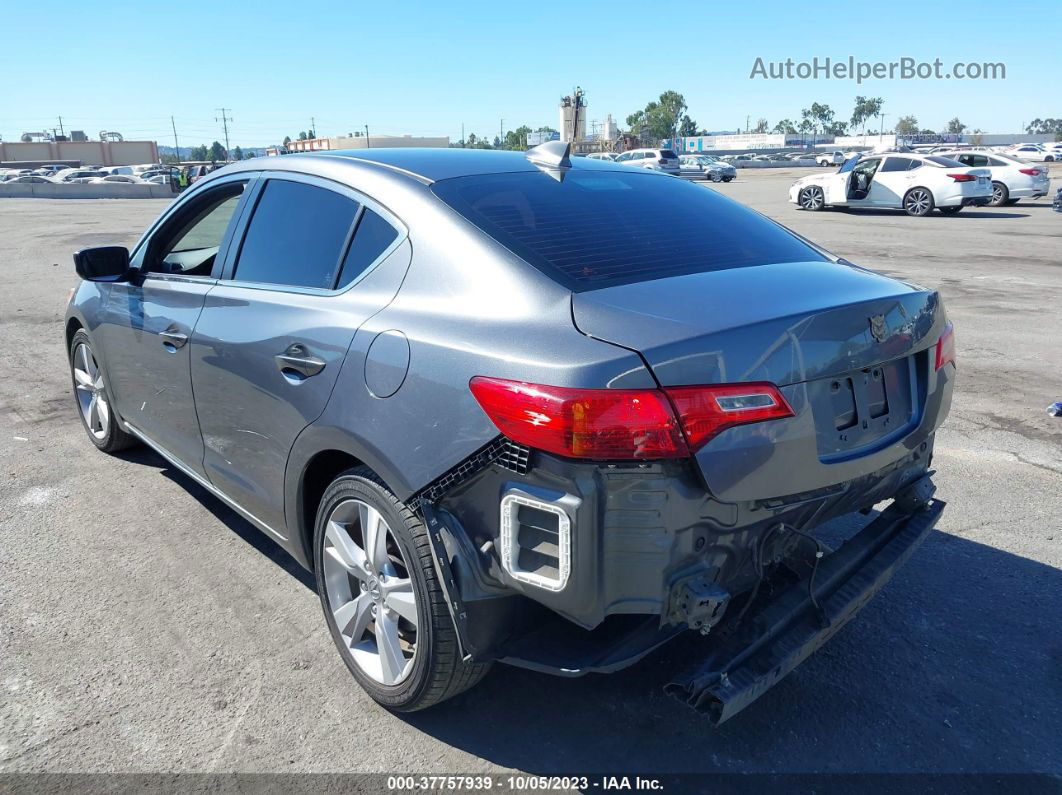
[[189, 172, 407, 534], [869, 156, 918, 205]]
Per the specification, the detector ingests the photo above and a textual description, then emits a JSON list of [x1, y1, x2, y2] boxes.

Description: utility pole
[[364, 125, 370, 148], [310, 117, 316, 138], [879, 114, 887, 141], [171, 116, 180, 163], [500, 118, 504, 147], [57, 116, 65, 136], [745, 115, 750, 133], [461, 122, 465, 148], [215, 108, 232, 158]]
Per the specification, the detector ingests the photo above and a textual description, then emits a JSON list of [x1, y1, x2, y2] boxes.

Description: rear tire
[[69, 329, 137, 453], [903, 187, 934, 217], [314, 467, 491, 711], [989, 181, 1009, 207]]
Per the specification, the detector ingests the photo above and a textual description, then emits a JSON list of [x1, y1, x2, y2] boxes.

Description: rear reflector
[[947, 173, 977, 182], [469, 377, 793, 460], [935, 322, 956, 371]]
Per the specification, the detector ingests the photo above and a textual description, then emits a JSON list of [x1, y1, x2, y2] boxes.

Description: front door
[[190, 174, 407, 534], [101, 177, 254, 473]]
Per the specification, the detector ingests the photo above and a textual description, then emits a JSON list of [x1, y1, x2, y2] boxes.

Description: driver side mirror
[[73, 246, 130, 282]]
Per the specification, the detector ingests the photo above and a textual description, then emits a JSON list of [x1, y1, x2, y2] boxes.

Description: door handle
[[275, 343, 326, 379], [160, 326, 188, 350]]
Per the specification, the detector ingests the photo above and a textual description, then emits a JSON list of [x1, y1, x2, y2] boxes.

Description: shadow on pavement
[[403, 528, 1062, 775], [116, 445, 1062, 774], [117, 446, 315, 591]]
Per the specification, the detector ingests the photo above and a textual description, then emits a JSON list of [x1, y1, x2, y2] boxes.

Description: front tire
[[798, 185, 825, 211], [69, 329, 137, 453], [990, 181, 1009, 207], [903, 187, 934, 217], [314, 467, 491, 711]]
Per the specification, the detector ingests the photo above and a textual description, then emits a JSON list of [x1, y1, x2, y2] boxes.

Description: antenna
[[526, 140, 571, 168]]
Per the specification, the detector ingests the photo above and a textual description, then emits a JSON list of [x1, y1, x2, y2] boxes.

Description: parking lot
[[1, 168, 1060, 776]]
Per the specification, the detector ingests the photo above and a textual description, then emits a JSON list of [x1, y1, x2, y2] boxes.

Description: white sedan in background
[[934, 150, 1051, 205], [1004, 144, 1056, 162], [789, 153, 992, 216]]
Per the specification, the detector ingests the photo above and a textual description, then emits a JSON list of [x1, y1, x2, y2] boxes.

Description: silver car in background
[[614, 147, 681, 174], [679, 154, 736, 182]]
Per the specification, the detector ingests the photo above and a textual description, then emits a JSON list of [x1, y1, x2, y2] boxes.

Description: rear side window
[[881, 157, 914, 172], [235, 179, 359, 289], [432, 170, 826, 291], [336, 208, 400, 289]]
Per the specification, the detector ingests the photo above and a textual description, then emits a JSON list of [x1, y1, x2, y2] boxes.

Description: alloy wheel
[[72, 342, 110, 440], [800, 186, 824, 210], [322, 498, 418, 685], [905, 189, 931, 216]]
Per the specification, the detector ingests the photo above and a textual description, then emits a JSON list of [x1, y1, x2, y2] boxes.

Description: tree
[[773, 119, 797, 134], [282, 136, 291, 146], [160, 153, 180, 165], [503, 125, 533, 150], [1026, 118, 1062, 138], [209, 141, 227, 162], [678, 115, 698, 137], [627, 90, 693, 144], [945, 117, 966, 135], [850, 96, 884, 135], [232, 146, 244, 160], [752, 118, 769, 134], [535, 126, 558, 135], [298, 131, 307, 141], [810, 103, 835, 135], [244, 151, 257, 159], [894, 115, 919, 136]]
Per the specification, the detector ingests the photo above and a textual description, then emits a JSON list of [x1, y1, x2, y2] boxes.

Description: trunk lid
[[573, 260, 951, 500]]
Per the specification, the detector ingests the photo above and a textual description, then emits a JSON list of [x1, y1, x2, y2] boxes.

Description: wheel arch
[[286, 426, 416, 571], [65, 316, 84, 358]]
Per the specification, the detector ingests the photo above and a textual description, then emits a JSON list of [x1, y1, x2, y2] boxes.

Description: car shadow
[[114, 446, 315, 591], [400, 526, 1062, 775], [110, 446, 1062, 774]]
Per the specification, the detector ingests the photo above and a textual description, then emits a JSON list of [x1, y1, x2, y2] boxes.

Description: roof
[[297, 146, 627, 183]]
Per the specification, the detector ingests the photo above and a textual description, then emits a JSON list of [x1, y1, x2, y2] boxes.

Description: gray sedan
[[66, 144, 953, 720]]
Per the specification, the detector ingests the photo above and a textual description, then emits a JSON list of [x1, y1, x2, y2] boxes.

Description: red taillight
[[469, 377, 793, 460], [665, 383, 795, 452], [947, 173, 977, 182], [935, 322, 956, 371], [1018, 168, 1042, 176]]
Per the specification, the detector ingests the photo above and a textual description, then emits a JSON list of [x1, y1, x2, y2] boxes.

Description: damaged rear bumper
[[664, 497, 944, 724]]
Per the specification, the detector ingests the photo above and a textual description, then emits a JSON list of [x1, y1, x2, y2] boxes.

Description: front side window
[[234, 179, 360, 289], [146, 182, 246, 276], [432, 169, 826, 291]]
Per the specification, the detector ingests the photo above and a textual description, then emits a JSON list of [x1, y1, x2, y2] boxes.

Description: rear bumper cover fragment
[[665, 497, 945, 724]]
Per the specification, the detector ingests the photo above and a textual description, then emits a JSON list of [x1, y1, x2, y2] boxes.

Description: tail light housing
[[469, 377, 793, 460], [935, 321, 956, 371], [947, 173, 977, 182], [1018, 168, 1042, 176]]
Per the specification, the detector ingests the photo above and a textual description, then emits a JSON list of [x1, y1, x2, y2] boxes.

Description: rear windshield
[[659, 150, 678, 159], [432, 170, 825, 291]]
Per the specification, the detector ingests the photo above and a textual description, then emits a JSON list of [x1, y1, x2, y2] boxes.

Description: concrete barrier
[[0, 182, 175, 199]]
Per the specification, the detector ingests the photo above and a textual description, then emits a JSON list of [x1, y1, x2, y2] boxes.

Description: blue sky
[[2, 0, 1057, 148]]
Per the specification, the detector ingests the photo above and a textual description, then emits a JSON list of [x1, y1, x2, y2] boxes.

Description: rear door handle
[[275, 343, 326, 379], [160, 326, 188, 350]]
